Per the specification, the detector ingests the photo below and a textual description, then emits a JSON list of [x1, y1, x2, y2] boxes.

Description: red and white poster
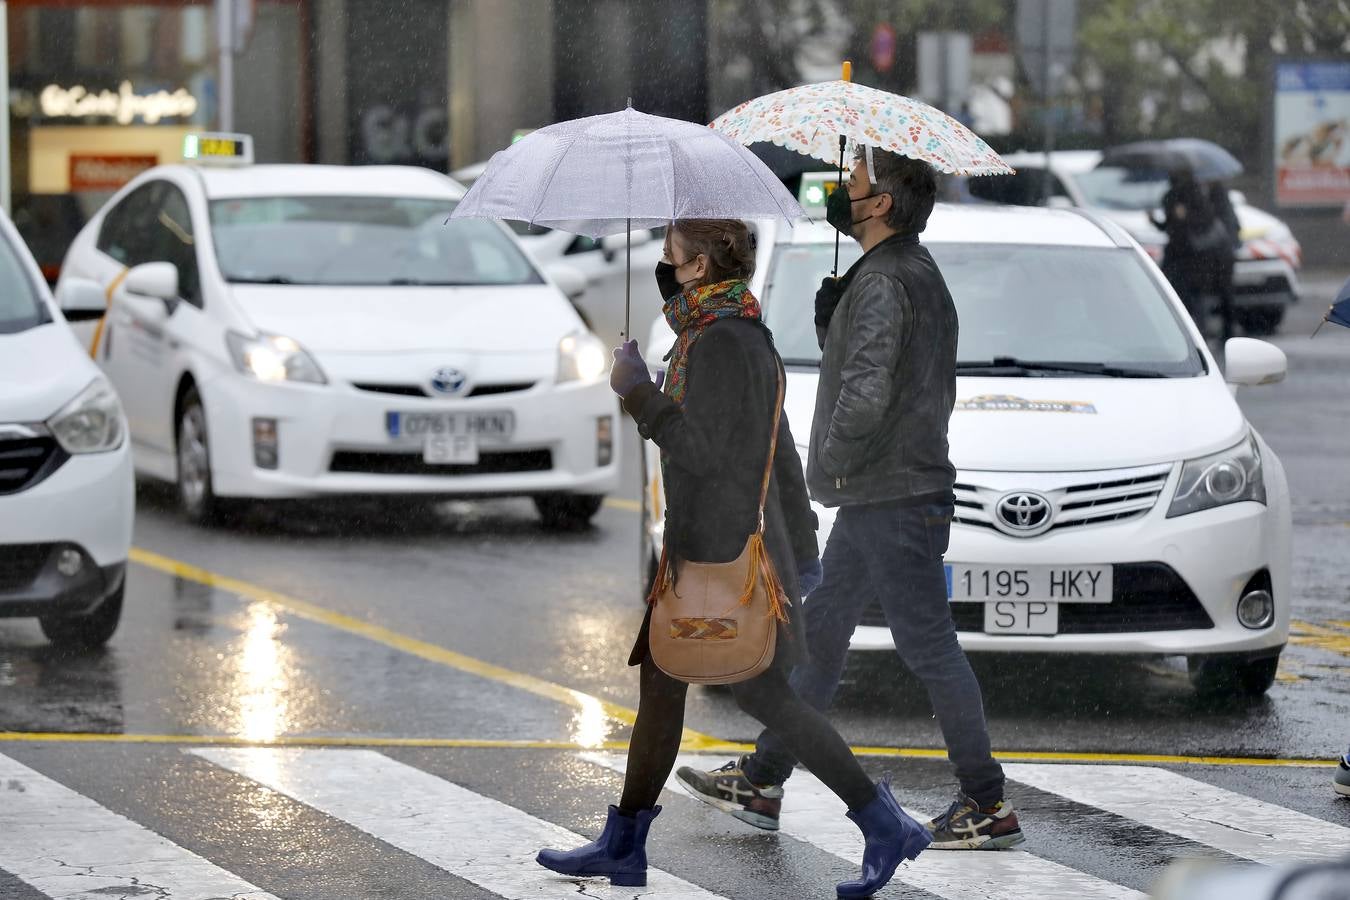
[[1274, 61, 1350, 208], [69, 154, 158, 192]]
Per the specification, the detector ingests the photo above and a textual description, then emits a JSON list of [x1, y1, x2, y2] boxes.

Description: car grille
[[954, 464, 1172, 535], [351, 382, 536, 399], [857, 563, 1213, 634], [0, 433, 67, 495], [329, 449, 552, 477], [0, 544, 50, 591]]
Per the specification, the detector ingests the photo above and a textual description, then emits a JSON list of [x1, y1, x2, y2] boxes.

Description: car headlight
[[47, 378, 124, 454], [557, 331, 608, 384], [226, 331, 327, 384], [1167, 434, 1266, 518]]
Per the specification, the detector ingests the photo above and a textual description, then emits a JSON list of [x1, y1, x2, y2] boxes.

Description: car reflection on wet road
[[0, 274, 1347, 899]]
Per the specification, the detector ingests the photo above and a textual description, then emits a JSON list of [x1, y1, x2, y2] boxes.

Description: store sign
[[1274, 60, 1350, 208], [69, 154, 157, 191], [40, 82, 199, 125]]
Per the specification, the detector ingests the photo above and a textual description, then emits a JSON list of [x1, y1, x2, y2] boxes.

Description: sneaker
[[924, 794, 1026, 850], [1336, 754, 1350, 798], [674, 756, 783, 831]]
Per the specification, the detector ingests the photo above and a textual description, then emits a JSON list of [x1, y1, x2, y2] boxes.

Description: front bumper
[[0, 444, 133, 617], [847, 484, 1290, 656], [203, 373, 623, 499]]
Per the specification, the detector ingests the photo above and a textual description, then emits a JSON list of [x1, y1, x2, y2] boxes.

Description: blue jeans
[[744, 501, 1007, 808]]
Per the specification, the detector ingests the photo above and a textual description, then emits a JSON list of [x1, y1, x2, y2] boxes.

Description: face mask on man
[[825, 185, 889, 238]]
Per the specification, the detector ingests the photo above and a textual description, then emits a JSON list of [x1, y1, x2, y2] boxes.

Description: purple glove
[[798, 558, 824, 597], [610, 339, 655, 398]]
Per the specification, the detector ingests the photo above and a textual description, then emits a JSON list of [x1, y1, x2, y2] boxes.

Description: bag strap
[[754, 355, 786, 533]]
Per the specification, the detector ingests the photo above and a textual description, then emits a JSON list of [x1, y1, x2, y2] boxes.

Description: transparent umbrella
[[449, 104, 803, 336]]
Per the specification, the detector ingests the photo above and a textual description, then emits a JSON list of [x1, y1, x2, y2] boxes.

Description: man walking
[[677, 148, 1024, 851]]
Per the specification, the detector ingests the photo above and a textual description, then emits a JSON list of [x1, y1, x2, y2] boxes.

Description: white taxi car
[[55, 135, 619, 527], [644, 200, 1293, 696], [1, 208, 132, 647], [972, 150, 1303, 336]]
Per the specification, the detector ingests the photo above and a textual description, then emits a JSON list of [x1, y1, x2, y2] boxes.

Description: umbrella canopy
[[1100, 139, 1243, 182], [450, 106, 803, 239], [709, 79, 1013, 177], [1313, 277, 1350, 336]]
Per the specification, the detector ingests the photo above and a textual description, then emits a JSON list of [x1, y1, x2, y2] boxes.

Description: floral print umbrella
[[710, 78, 1013, 177]]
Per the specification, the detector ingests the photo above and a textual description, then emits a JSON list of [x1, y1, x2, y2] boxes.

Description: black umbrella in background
[[1100, 139, 1243, 182]]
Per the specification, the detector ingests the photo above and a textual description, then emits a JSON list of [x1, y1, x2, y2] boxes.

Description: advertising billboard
[[1274, 60, 1350, 208]]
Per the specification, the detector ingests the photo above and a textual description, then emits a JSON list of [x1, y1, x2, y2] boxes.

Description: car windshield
[[0, 231, 49, 334], [762, 242, 1204, 377], [209, 196, 543, 287], [1072, 166, 1170, 211]]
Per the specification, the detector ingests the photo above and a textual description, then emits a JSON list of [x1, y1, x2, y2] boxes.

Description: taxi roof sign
[[183, 132, 254, 166], [798, 171, 845, 218]]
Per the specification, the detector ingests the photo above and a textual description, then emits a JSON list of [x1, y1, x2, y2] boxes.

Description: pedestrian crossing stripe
[[0, 748, 1347, 900], [582, 752, 1145, 900], [0, 753, 279, 900]]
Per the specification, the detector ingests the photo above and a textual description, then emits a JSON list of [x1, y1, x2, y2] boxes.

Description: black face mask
[[655, 260, 689, 301], [825, 186, 888, 237]]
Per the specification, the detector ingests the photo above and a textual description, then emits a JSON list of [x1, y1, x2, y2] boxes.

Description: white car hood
[[783, 372, 1246, 472], [230, 283, 584, 354], [0, 322, 102, 422]]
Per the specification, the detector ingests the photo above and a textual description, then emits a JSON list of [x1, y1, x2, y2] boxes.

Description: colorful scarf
[[662, 279, 761, 406]]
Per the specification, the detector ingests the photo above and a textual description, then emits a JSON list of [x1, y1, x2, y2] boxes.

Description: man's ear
[[873, 191, 895, 223]]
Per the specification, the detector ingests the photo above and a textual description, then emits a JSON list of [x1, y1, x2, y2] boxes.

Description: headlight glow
[[1167, 434, 1266, 518], [226, 331, 326, 384], [47, 378, 124, 454], [557, 331, 608, 384]]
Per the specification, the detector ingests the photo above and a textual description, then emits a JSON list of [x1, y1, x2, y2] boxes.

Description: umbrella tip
[[842, 60, 852, 82], [626, 96, 633, 109]]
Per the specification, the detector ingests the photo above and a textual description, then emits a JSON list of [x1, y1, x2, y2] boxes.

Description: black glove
[[814, 276, 846, 330]]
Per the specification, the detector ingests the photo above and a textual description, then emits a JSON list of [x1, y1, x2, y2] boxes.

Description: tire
[[40, 584, 124, 649], [176, 387, 228, 526], [534, 493, 604, 530], [1235, 306, 1285, 336], [1187, 653, 1280, 697]]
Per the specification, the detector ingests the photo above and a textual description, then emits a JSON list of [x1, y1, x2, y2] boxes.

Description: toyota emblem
[[430, 367, 468, 396], [995, 491, 1053, 536]]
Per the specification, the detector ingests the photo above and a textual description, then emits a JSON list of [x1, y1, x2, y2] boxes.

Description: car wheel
[[39, 584, 124, 649], [1187, 653, 1280, 697], [177, 387, 228, 526], [534, 493, 604, 530], [1235, 306, 1285, 336]]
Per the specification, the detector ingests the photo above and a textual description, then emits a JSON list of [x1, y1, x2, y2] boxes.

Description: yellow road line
[[1290, 619, 1350, 657], [130, 547, 717, 747], [0, 730, 1336, 769], [602, 497, 641, 513]]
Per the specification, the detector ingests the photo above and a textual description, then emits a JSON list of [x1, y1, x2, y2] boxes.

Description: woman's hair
[[668, 219, 755, 286]]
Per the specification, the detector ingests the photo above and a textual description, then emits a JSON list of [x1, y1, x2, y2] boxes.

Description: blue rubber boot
[[836, 779, 931, 899], [536, 805, 660, 887]]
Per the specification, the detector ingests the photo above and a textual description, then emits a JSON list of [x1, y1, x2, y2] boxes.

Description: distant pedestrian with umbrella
[[680, 69, 1025, 852], [1151, 166, 1238, 339]]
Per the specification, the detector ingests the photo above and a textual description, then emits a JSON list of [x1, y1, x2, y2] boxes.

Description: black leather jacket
[[807, 233, 958, 508]]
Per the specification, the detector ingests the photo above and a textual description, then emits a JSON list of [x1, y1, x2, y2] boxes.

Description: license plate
[[423, 434, 478, 465], [946, 564, 1112, 604], [984, 601, 1059, 635], [386, 411, 514, 440]]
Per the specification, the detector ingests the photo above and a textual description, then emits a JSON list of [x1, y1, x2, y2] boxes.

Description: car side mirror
[[545, 262, 587, 300], [1224, 338, 1286, 386], [600, 228, 653, 263], [55, 276, 108, 323], [124, 262, 180, 311]]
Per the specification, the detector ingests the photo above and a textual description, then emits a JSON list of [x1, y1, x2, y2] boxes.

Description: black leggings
[[619, 656, 876, 813]]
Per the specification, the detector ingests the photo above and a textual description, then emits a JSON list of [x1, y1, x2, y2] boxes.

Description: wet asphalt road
[[0, 271, 1348, 898]]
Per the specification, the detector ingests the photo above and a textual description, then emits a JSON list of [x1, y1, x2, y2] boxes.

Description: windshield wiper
[[956, 357, 1169, 378], [389, 278, 481, 286], [230, 275, 293, 284]]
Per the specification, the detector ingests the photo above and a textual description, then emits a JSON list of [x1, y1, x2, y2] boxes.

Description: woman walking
[[536, 219, 929, 897], [1152, 168, 1236, 338]]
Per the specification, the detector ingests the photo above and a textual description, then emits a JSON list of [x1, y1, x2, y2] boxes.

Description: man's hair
[[855, 148, 938, 234]]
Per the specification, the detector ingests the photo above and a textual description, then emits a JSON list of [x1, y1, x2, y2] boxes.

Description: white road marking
[[1005, 763, 1350, 864], [0, 752, 277, 900], [582, 752, 1143, 900], [193, 747, 731, 900]]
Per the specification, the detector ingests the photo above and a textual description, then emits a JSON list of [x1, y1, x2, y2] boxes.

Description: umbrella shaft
[[624, 218, 631, 339]]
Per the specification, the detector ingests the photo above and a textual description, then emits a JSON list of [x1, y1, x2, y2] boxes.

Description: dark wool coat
[[622, 318, 818, 668]]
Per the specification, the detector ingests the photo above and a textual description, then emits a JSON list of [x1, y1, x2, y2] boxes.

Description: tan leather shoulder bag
[[646, 361, 790, 685]]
